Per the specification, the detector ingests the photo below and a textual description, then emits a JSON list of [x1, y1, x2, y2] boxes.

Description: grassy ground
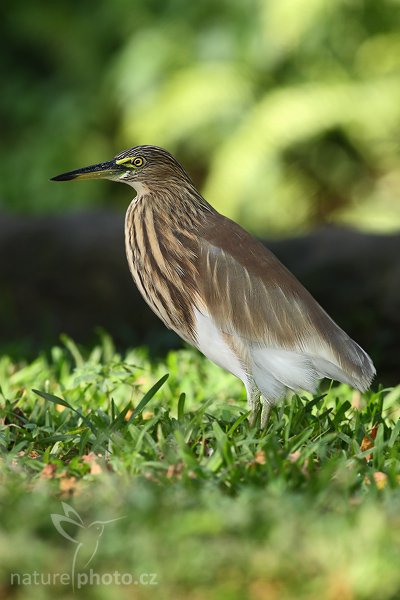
[[0, 335, 399, 600]]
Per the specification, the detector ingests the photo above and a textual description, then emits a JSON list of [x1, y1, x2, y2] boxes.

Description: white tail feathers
[[250, 341, 375, 404]]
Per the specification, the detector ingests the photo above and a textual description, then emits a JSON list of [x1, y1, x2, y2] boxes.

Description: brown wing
[[196, 212, 375, 390]]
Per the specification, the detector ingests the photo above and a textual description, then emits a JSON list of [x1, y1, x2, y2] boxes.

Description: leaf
[[373, 472, 388, 489], [126, 374, 169, 425], [40, 464, 57, 479], [254, 450, 266, 465], [60, 335, 84, 368], [32, 389, 97, 434], [364, 471, 389, 490], [177, 393, 186, 421], [109, 400, 134, 430], [227, 411, 251, 436], [32, 390, 71, 409], [360, 424, 379, 461], [82, 452, 103, 475], [333, 400, 351, 425]]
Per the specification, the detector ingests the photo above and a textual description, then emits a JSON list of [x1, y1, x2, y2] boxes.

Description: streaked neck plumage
[[123, 176, 212, 344]]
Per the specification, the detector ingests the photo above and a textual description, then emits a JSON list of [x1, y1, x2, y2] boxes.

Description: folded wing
[[197, 213, 375, 402]]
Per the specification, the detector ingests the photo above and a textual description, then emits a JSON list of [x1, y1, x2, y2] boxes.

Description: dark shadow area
[[0, 211, 398, 382]]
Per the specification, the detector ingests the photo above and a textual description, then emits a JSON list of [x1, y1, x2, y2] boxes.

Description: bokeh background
[[1, 0, 400, 378]]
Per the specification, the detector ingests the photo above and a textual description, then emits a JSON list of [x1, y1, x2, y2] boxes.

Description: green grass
[[1, 335, 400, 600]]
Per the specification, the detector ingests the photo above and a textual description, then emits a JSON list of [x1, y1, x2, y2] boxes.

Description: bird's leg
[[246, 381, 261, 427], [260, 397, 272, 429]]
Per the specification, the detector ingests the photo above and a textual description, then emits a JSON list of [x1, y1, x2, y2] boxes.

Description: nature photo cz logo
[[10, 502, 158, 590]]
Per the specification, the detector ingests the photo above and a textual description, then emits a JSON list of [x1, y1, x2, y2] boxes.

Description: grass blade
[[177, 393, 186, 421], [32, 389, 97, 434], [127, 374, 169, 424]]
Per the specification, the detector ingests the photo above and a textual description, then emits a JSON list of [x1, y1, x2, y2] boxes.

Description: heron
[[52, 145, 375, 426]]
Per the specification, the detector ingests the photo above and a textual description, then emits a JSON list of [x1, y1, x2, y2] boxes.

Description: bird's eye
[[115, 156, 144, 169]]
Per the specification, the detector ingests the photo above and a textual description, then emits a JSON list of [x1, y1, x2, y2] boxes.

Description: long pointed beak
[[51, 160, 122, 182]]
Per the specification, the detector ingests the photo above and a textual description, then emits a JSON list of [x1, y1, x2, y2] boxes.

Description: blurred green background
[[1, 7, 400, 600], [2, 0, 400, 236]]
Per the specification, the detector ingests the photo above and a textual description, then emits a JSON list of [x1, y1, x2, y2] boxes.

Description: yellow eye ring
[[115, 156, 144, 169]]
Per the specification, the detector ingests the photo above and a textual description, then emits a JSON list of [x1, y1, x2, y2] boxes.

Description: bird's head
[[51, 145, 192, 194]]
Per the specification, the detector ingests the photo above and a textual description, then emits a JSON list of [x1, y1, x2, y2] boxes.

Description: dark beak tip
[[50, 173, 77, 182], [50, 160, 118, 182]]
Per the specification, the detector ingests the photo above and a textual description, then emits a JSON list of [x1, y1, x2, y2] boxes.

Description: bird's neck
[[124, 178, 211, 343], [132, 179, 215, 229]]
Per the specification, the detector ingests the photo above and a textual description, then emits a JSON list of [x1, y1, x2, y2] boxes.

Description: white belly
[[193, 307, 247, 384]]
